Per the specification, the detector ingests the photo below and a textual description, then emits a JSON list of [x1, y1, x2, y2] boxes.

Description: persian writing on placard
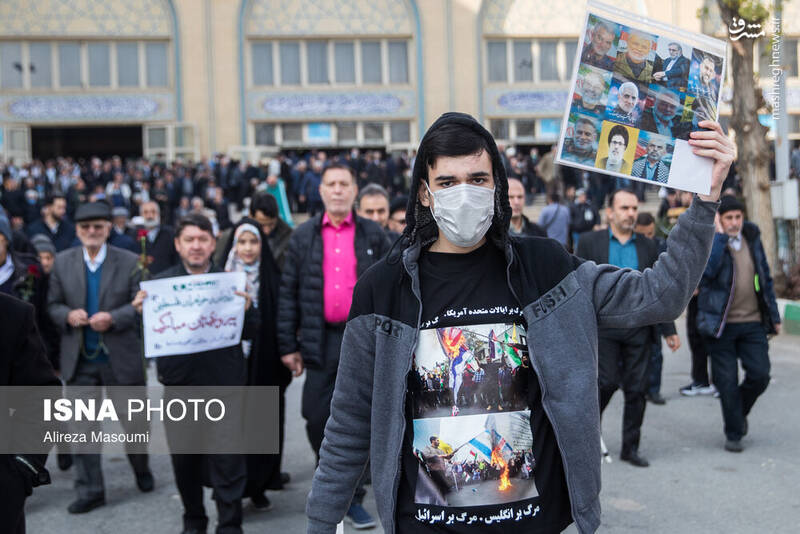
[[140, 272, 246, 358]]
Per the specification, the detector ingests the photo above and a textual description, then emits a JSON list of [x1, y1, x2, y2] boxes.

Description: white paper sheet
[[140, 272, 247, 358]]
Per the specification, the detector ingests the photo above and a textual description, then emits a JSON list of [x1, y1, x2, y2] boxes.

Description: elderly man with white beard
[[607, 81, 641, 126], [137, 201, 178, 275], [613, 31, 655, 83], [575, 71, 607, 116]]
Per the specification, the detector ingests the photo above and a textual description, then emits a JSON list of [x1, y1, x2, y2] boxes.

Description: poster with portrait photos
[[555, 0, 727, 194]]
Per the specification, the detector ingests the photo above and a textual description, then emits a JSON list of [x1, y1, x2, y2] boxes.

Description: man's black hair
[[44, 193, 66, 206], [607, 188, 637, 208], [636, 212, 655, 226], [390, 195, 408, 216], [608, 124, 629, 147], [176, 213, 214, 238], [429, 436, 438, 443], [250, 191, 279, 218], [418, 124, 492, 185]]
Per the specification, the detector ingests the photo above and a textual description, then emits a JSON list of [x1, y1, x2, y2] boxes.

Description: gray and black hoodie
[[306, 112, 718, 533]]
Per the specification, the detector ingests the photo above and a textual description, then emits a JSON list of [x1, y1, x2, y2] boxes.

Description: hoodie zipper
[[504, 243, 583, 525], [715, 250, 736, 339], [391, 253, 424, 534]]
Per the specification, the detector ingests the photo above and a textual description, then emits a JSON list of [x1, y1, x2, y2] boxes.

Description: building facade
[[1, 0, 799, 163]]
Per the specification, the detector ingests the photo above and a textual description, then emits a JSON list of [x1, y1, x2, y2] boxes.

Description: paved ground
[[25, 316, 800, 533]]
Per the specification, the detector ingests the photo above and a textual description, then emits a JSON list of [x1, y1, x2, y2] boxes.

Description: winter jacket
[[696, 221, 781, 338], [277, 212, 391, 369], [306, 199, 718, 534]]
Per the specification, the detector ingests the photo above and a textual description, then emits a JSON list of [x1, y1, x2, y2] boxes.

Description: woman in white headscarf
[[225, 222, 262, 356], [222, 217, 291, 510]]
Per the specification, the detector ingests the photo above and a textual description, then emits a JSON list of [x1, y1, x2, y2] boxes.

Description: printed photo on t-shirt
[[410, 324, 537, 508]]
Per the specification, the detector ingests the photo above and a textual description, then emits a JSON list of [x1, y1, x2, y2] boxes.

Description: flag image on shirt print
[[412, 412, 537, 507], [409, 323, 537, 507], [411, 324, 529, 419]]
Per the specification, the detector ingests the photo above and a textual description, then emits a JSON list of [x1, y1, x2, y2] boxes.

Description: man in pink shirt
[[277, 163, 390, 529]]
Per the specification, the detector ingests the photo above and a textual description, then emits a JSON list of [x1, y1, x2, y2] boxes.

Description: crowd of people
[[0, 111, 781, 534]]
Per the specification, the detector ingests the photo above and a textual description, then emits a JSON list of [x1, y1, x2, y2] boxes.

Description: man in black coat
[[250, 192, 293, 271], [138, 200, 178, 276], [25, 194, 76, 252], [0, 293, 61, 534], [575, 189, 680, 467], [508, 178, 545, 237], [134, 212, 255, 534], [277, 163, 389, 528]]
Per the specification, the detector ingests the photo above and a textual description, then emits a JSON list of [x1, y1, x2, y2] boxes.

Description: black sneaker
[[251, 493, 273, 511], [620, 450, 650, 467], [646, 392, 666, 405], [67, 495, 105, 514], [135, 470, 154, 492], [725, 439, 744, 453]]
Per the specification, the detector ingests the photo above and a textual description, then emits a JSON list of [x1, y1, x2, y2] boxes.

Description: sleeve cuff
[[687, 196, 720, 224]]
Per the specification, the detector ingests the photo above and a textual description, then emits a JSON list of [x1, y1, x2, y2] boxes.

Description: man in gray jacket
[[47, 201, 152, 514], [306, 113, 733, 534]]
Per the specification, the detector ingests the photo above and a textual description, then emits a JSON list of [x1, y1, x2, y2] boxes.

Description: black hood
[[401, 112, 511, 252]]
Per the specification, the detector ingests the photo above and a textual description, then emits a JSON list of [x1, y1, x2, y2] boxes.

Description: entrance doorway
[[31, 125, 143, 160]]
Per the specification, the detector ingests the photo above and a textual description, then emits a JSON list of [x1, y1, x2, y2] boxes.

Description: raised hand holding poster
[[556, 0, 727, 195]]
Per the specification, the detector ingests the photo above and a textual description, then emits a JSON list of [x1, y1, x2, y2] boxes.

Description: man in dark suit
[[652, 42, 690, 91], [47, 201, 153, 514], [575, 189, 680, 467], [1, 293, 61, 534], [138, 200, 178, 275], [133, 212, 254, 534]]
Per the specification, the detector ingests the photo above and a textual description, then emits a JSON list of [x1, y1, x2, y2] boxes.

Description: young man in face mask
[[306, 112, 733, 534]]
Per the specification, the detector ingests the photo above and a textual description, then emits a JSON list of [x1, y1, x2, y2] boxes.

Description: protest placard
[[556, 0, 727, 195], [140, 272, 247, 358]]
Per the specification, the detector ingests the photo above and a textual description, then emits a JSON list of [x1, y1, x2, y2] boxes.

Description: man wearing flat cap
[[696, 195, 781, 453], [47, 201, 153, 514]]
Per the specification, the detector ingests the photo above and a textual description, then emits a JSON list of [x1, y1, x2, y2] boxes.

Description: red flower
[[137, 229, 149, 239], [27, 264, 41, 277]]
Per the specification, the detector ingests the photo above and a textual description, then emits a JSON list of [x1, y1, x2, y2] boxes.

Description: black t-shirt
[[396, 242, 573, 533]]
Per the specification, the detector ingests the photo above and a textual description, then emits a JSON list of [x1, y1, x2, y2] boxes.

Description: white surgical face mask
[[424, 181, 495, 248]]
